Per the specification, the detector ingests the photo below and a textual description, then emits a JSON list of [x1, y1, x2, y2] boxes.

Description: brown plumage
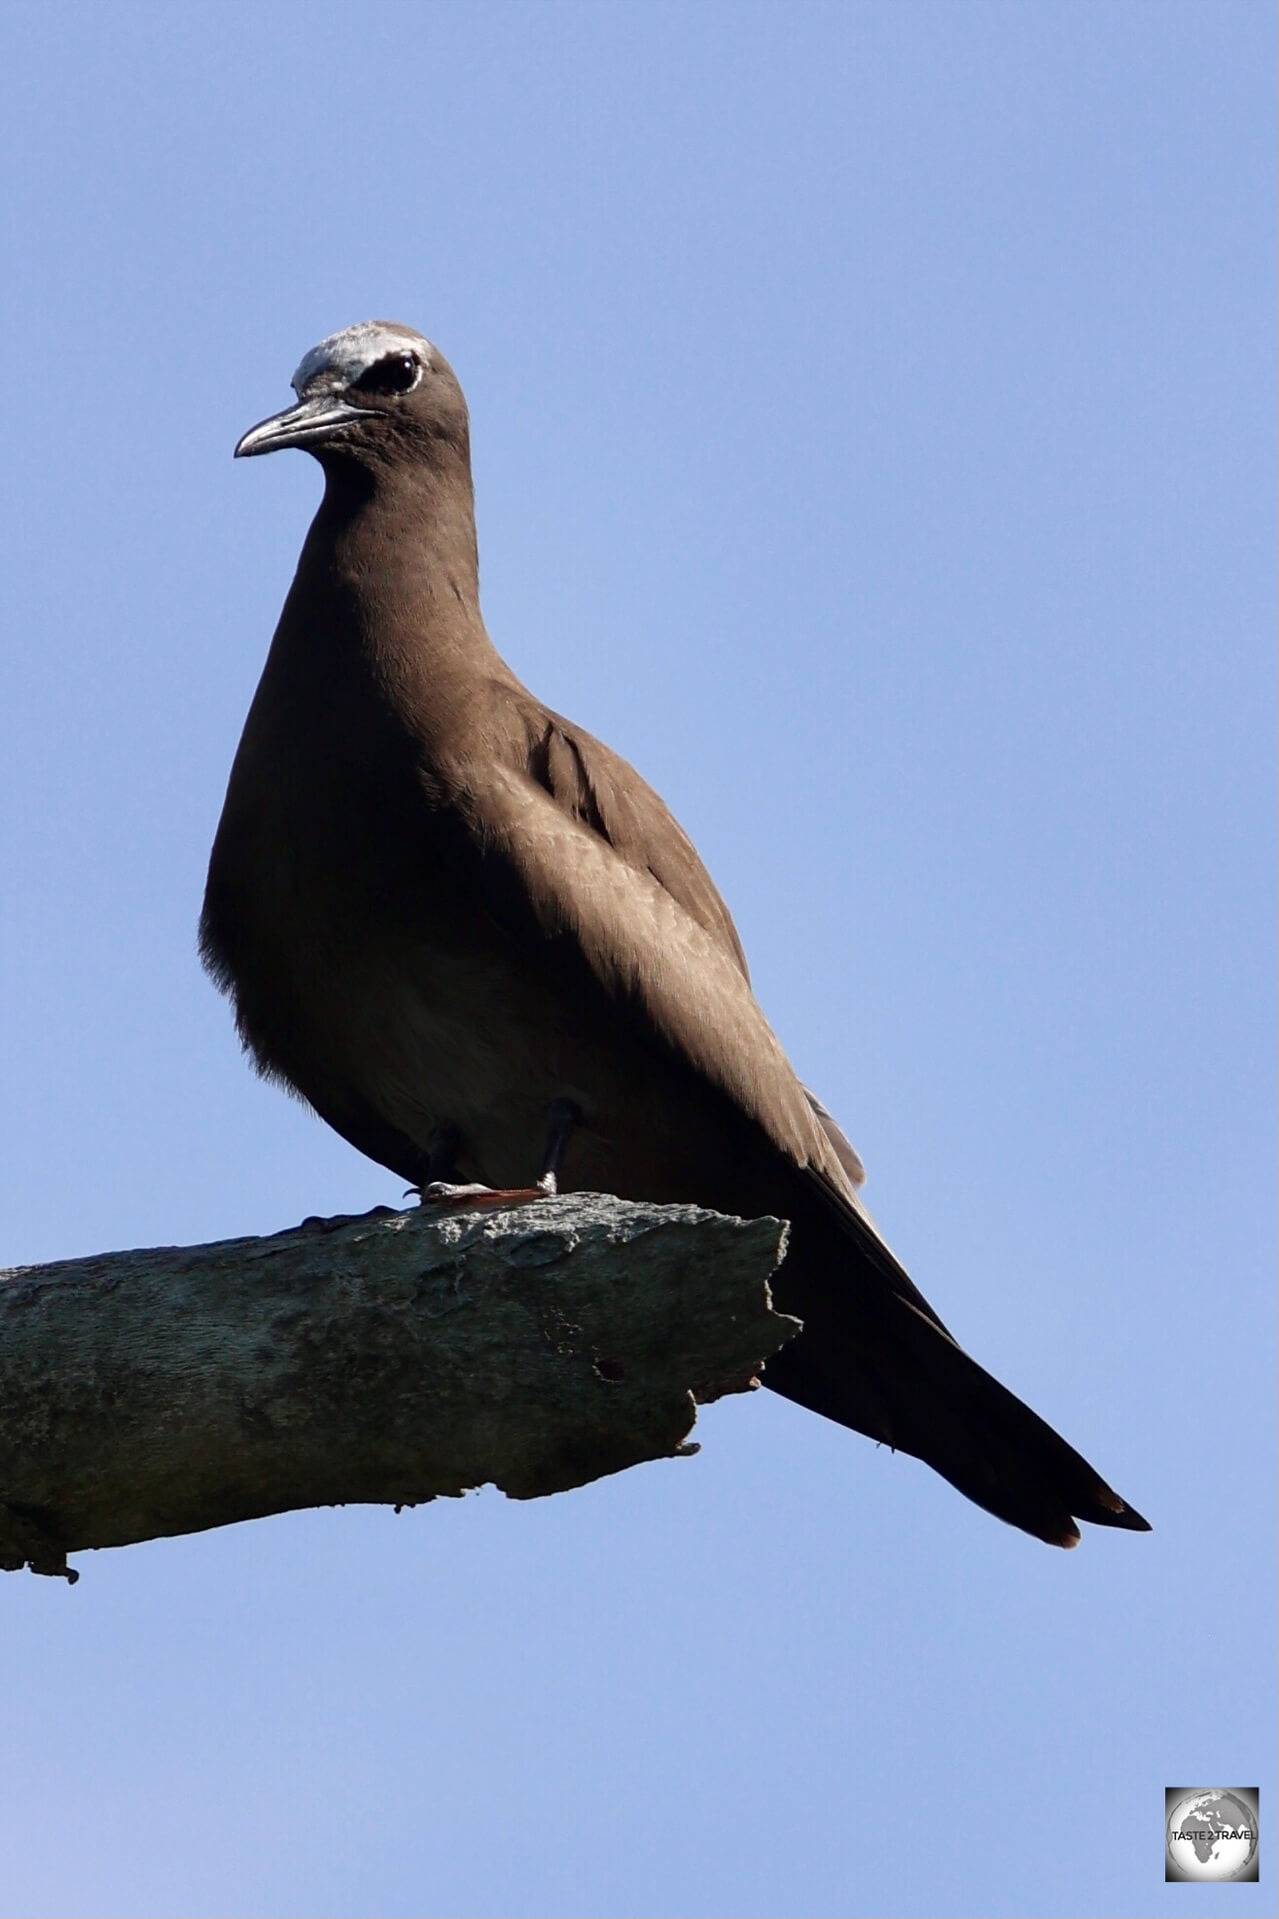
[[202, 320, 1150, 1547]]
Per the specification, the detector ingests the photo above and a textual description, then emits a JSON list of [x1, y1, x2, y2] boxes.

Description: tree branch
[[1, 1196, 797, 1583]]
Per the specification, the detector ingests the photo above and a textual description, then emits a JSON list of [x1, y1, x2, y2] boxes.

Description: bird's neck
[[273, 451, 517, 741], [316, 452, 483, 620]]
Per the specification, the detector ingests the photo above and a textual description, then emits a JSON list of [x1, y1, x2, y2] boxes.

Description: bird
[[201, 319, 1150, 1548]]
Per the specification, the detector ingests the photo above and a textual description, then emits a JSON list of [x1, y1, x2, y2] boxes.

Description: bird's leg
[[535, 1097, 581, 1196], [423, 1124, 463, 1185], [419, 1101, 580, 1208], [415, 1123, 505, 1203]]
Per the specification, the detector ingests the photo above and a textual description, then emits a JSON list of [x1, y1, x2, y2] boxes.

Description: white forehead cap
[[292, 322, 434, 394]]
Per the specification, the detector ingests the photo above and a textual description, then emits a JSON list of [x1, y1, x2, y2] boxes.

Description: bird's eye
[[352, 352, 421, 397]]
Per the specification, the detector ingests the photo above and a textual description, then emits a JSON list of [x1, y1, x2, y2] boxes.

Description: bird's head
[[234, 321, 469, 468]]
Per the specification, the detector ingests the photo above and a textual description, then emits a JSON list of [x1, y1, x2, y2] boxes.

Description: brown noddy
[[202, 320, 1150, 1547]]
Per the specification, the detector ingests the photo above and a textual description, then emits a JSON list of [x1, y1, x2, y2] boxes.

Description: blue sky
[[0, 5, 1273, 1916]]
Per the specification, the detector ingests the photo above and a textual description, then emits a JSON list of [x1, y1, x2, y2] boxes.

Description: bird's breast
[[205, 782, 711, 1193]]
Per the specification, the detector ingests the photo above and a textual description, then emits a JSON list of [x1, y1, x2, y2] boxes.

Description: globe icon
[[1166, 1790, 1259, 1882]]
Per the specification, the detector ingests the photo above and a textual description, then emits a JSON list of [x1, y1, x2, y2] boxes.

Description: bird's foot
[[417, 1180, 549, 1209]]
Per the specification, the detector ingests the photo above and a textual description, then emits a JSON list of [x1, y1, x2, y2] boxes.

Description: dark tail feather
[[764, 1187, 1151, 1548]]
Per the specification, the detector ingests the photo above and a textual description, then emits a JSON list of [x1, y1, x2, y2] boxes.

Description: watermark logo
[[1165, 1788, 1259, 1882]]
